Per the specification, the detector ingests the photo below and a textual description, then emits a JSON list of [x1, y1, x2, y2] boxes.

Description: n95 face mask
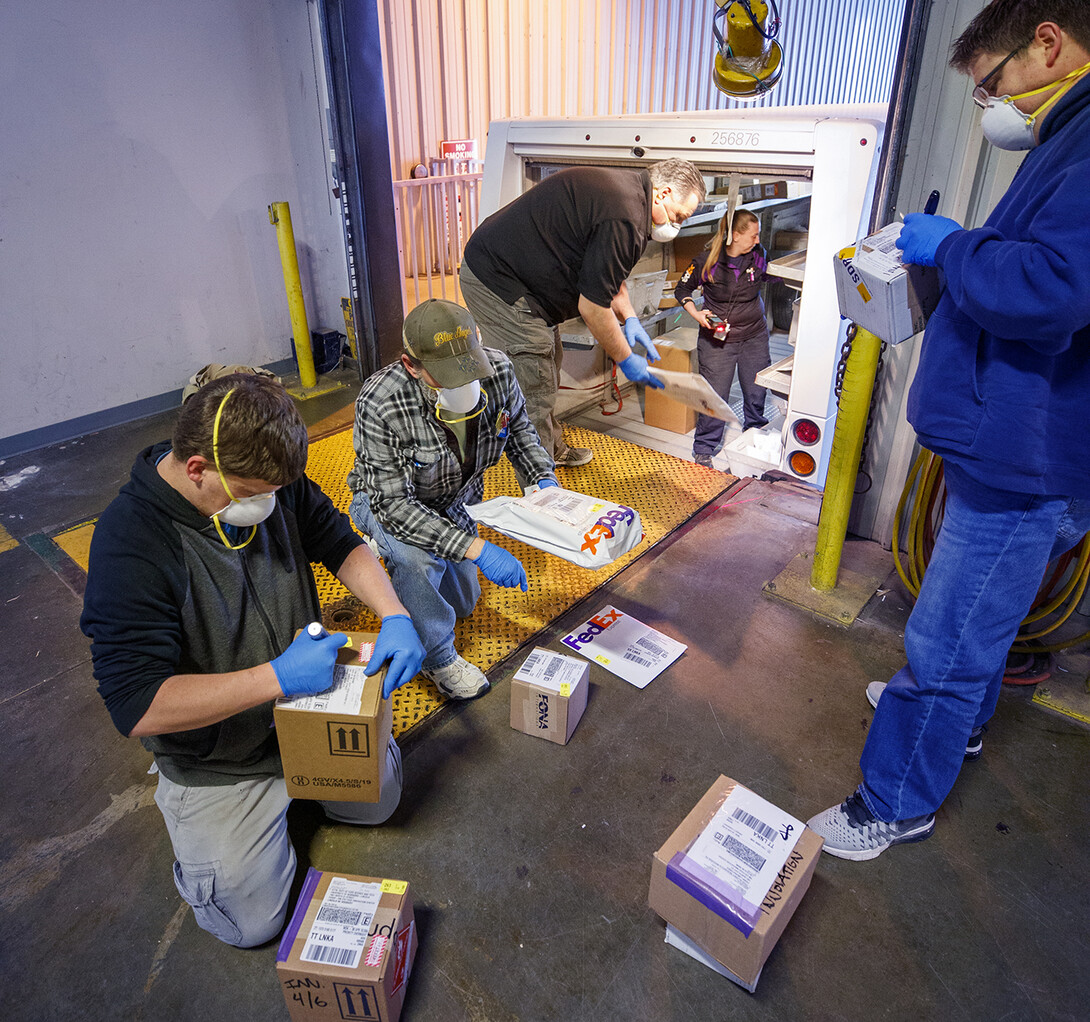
[[436, 379, 482, 414], [213, 491, 276, 527], [651, 220, 681, 243]]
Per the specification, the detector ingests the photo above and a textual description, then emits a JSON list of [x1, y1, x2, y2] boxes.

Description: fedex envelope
[[561, 606, 686, 688]]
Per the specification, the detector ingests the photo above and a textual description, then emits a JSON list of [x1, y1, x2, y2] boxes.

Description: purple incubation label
[[666, 851, 762, 937], [277, 866, 324, 962]]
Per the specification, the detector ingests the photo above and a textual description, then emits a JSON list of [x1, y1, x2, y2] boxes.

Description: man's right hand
[[271, 625, 348, 697], [472, 540, 528, 591], [618, 353, 666, 389]]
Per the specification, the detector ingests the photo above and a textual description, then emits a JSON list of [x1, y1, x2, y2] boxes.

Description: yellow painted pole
[[810, 324, 882, 591], [268, 201, 317, 389]]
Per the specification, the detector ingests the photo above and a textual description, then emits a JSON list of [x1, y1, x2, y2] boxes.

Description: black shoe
[[693, 454, 714, 468]]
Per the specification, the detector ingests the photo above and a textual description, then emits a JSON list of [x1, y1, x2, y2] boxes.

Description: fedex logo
[[562, 607, 623, 652]]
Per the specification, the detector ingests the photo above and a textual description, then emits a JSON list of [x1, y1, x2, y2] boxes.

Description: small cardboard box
[[510, 647, 589, 745], [277, 868, 417, 1022], [648, 774, 823, 991], [644, 329, 699, 435], [833, 222, 942, 345], [274, 630, 390, 803]]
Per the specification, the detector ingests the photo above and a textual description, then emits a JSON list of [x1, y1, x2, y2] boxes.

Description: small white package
[[465, 487, 643, 570]]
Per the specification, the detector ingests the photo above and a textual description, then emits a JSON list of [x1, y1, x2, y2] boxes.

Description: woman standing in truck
[[675, 208, 775, 469]]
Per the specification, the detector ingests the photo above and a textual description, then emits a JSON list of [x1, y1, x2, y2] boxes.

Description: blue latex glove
[[623, 317, 660, 362], [537, 478, 559, 488], [472, 540, 528, 591], [364, 614, 426, 698], [618, 352, 665, 390], [271, 624, 348, 697], [896, 212, 962, 267]]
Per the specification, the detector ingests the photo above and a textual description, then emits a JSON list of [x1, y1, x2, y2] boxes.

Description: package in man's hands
[[465, 487, 643, 570], [645, 368, 741, 425]]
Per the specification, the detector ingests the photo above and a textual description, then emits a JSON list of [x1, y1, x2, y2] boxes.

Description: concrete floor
[[2, 398, 1088, 1022]]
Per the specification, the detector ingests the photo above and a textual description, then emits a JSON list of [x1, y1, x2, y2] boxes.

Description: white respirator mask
[[651, 220, 681, 243], [213, 491, 277, 527], [435, 379, 482, 414]]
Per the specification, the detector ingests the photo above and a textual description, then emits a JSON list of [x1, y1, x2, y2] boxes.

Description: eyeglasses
[[972, 46, 1023, 108]]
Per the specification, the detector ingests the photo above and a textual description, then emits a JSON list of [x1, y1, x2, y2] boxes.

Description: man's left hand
[[896, 212, 962, 267], [364, 613, 426, 698], [618, 353, 666, 389], [624, 317, 660, 362]]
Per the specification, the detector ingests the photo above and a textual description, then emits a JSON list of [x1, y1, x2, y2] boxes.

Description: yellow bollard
[[268, 201, 317, 389], [810, 325, 882, 591]]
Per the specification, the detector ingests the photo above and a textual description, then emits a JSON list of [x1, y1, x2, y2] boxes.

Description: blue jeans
[[860, 463, 1090, 821], [693, 331, 770, 455], [350, 491, 480, 669]]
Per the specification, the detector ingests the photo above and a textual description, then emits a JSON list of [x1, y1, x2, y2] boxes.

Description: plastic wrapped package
[[465, 487, 643, 570]]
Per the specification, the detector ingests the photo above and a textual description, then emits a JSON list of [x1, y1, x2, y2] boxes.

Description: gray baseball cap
[[402, 299, 494, 387]]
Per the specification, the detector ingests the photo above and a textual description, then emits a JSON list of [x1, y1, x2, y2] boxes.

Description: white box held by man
[[833, 221, 942, 345]]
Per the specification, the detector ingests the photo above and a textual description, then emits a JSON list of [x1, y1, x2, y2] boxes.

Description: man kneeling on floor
[[81, 373, 426, 947], [348, 298, 558, 700]]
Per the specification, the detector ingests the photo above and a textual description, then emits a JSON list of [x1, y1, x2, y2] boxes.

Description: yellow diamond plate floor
[[32, 424, 730, 739], [306, 424, 731, 738]]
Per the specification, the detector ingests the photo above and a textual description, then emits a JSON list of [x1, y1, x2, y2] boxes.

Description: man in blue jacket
[[809, 1, 1090, 860], [82, 374, 426, 945]]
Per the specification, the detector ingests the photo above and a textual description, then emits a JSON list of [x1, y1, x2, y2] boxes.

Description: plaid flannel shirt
[[347, 348, 557, 560]]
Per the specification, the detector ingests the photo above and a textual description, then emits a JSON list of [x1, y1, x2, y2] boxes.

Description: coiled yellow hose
[[892, 450, 1090, 651]]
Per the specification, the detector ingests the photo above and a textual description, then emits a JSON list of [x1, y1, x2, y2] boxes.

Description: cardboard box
[[644, 328, 699, 434], [274, 630, 391, 803], [740, 180, 788, 203], [672, 232, 712, 273], [277, 868, 417, 1022], [833, 222, 942, 345], [510, 648, 589, 745], [648, 774, 823, 991]]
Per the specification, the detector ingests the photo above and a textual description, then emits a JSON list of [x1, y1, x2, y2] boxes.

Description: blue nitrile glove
[[896, 212, 962, 267], [472, 540, 528, 591], [364, 614, 426, 698], [538, 478, 560, 488], [271, 624, 348, 697], [623, 317, 660, 362], [618, 352, 666, 390]]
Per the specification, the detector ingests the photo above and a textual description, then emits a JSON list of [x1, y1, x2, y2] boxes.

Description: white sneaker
[[423, 656, 490, 700]]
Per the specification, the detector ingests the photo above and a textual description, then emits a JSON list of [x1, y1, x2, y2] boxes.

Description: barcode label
[[523, 651, 543, 670], [635, 635, 666, 658], [714, 831, 767, 872], [543, 659, 562, 679], [732, 806, 776, 842], [316, 905, 363, 926], [623, 650, 653, 667], [301, 942, 360, 968]]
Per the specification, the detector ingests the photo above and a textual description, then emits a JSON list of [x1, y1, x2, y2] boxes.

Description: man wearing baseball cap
[[347, 299, 558, 699]]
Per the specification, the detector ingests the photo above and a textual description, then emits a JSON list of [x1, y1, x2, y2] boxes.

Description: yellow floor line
[[306, 424, 731, 737], [53, 520, 97, 573], [0, 524, 18, 554]]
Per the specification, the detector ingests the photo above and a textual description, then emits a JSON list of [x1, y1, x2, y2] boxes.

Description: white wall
[[0, 0, 349, 448]]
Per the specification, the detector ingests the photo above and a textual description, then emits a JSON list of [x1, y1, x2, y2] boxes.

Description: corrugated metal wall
[[376, 0, 907, 178]]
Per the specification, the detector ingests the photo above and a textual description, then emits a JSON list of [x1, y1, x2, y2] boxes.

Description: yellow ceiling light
[[712, 0, 784, 101]]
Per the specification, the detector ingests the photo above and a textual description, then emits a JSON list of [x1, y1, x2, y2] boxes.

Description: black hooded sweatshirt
[[80, 442, 362, 785]]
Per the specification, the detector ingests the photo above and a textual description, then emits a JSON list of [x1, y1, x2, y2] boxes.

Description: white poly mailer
[[465, 487, 643, 570]]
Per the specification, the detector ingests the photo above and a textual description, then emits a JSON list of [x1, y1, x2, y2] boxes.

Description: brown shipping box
[[644, 329, 699, 435], [277, 868, 417, 1022], [274, 630, 390, 803], [510, 647, 589, 745], [648, 774, 823, 990]]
